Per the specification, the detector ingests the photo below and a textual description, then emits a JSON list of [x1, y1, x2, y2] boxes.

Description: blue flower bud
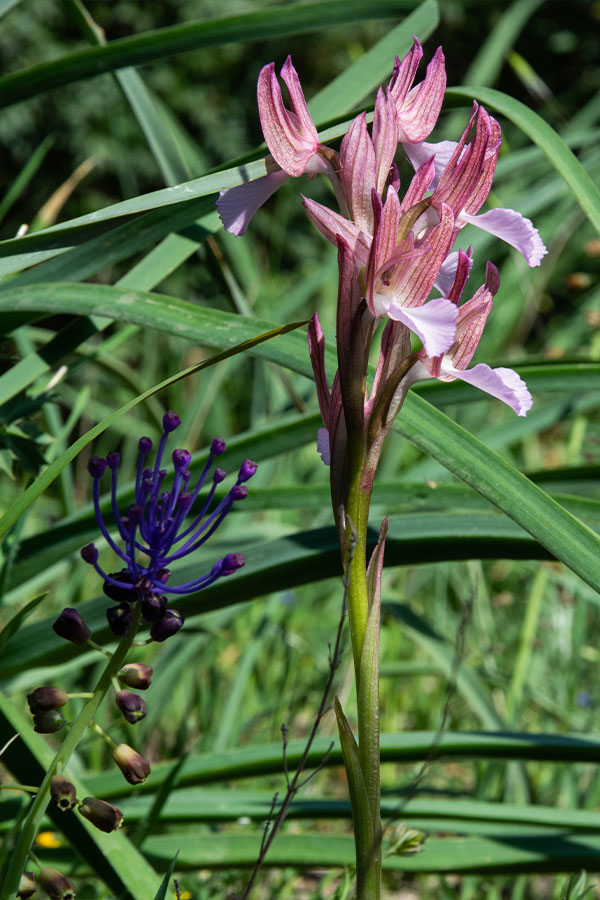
[[78, 796, 123, 832], [38, 868, 75, 900], [106, 450, 120, 470], [33, 709, 66, 734], [51, 775, 77, 811], [211, 437, 226, 455], [172, 448, 191, 472], [88, 456, 107, 478], [238, 459, 258, 482], [27, 686, 68, 713], [221, 553, 245, 575], [119, 663, 153, 690], [162, 410, 181, 433]]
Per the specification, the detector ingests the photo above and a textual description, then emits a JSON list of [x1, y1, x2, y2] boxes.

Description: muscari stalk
[[1, 606, 142, 900]]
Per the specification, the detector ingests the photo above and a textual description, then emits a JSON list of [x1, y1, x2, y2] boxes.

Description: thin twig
[[281, 724, 290, 790], [237, 523, 358, 900], [0, 733, 20, 759]]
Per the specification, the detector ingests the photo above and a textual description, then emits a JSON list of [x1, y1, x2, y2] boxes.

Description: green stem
[[345, 431, 371, 677], [0, 784, 39, 794], [1, 606, 142, 900], [344, 430, 381, 900]]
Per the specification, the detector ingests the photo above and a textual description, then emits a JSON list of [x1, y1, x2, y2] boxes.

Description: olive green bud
[[38, 868, 75, 900], [33, 709, 66, 734], [17, 871, 37, 899], [78, 796, 123, 833], [27, 687, 68, 714], [112, 743, 151, 785], [119, 663, 153, 690]]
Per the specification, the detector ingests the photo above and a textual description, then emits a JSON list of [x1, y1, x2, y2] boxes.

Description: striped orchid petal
[[460, 208, 547, 266]]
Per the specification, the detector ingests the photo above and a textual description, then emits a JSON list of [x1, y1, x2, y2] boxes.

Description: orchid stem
[[343, 430, 381, 900]]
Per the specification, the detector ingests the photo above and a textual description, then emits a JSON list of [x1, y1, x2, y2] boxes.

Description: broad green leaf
[[0, 233, 203, 405], [395, 393, 600, 598], [447, 85, 600, 236], [0, 0, 22, 18], [97, 789, 600, 833], [0, 0, 425, 109], [81, 729, 600, 798], [3, 283, 600, 395], [139, 830, 600, 874]]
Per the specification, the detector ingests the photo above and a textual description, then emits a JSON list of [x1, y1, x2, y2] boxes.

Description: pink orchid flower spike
[[403, 261, 532, 416], [218, 56, 336, 236]]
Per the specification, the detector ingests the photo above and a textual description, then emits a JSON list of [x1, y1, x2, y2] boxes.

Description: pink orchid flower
[[402, 256, 532, 416], [217, 56, 339, 236], [407, 104, 547, 267]]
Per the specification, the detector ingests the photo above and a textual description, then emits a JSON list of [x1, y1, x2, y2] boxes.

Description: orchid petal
[[388, 36, 423, 106], [388, 202, 455, 307], [400, 155, 436, 210], [403, 139, 458, 190], [461, 208, 547, 266], [217, 171, 289, 236], [397, 46, 446, 142], [340, 113, 376, 232], [434, 104, 492, 215], [433, 249, 473, 297], [317, 427, 331, 465], [386, 297, 458, 357], [302, 195, 371, 267], [308, 313, 331, 424], [372, 87, 399, 195], [444, 362, 532, 416], [257, 58, 319, 176]]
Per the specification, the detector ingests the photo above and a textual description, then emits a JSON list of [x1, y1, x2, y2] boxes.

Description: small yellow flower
[[35, 831, 62, 849]]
